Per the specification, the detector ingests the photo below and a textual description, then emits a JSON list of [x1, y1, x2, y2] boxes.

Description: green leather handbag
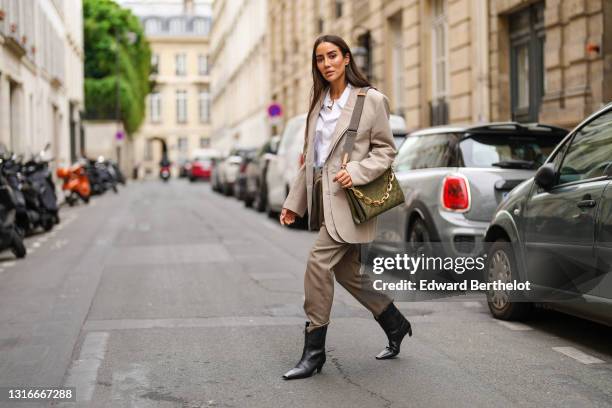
[[341, 88, 405, 225]]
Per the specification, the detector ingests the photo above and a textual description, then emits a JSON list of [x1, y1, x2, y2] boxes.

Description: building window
[[193, 18, 210, 35], [145, 139, 153, 160], [389, 13, 403, 116], [198, 54, 209, 76], [199, 90, 211, 123], [145, 18, 162, 35], [178, 137, 188, 156], [335, 1, 343, 18], [509, 2, 545, 123], [169, 18, 186, 34], [149, 92, 162, 123], [151, 54, 159, 74], [176, 90, 187, 123], [175, 53, 186, 76], [200, 137, 209, 148], [430, 0, 449, 125]]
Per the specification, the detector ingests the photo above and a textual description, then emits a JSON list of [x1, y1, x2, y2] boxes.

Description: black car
[[484, 102, 612, 326]]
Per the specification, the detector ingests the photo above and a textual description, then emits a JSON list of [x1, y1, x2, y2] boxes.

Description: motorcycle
[[159, 159, 171, 182], [57, 159, 91, 206], [0, 157, 26, 258], [21, 145, 60, 231], [2, 148, 58, 234]]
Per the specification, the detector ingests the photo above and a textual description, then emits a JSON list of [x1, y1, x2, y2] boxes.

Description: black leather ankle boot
[[282, 322, 327, 380], [375, 302, 412, 360]]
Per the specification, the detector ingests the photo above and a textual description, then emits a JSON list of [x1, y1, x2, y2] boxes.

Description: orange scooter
[[56, 161, 91, 206]]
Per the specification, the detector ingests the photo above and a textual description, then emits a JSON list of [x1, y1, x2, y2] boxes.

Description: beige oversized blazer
[[282, 85, 398, 244]]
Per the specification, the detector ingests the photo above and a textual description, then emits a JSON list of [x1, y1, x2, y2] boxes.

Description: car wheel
[[486, 239, 532, 321], [407, 217, 434, 256], [11, 231, 26, 258]]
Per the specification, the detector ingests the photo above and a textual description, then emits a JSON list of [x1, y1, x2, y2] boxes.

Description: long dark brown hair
[[304, 35, 371, 150]]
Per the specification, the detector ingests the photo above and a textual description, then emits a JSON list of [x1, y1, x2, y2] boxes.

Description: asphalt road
[[0, 179, 611, 408]]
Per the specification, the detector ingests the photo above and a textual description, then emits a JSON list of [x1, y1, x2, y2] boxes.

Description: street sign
[[268, 103, 282, 118]]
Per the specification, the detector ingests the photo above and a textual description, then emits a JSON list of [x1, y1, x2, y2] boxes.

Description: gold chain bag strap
[[340, 87, 405, 225]]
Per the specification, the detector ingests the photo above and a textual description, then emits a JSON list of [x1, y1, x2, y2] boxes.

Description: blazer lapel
[[305, 96, 323, 164], [325, 85, 359, 164]]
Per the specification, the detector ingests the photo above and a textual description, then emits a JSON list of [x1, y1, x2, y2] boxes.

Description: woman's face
[[315, 42, 349, 83]]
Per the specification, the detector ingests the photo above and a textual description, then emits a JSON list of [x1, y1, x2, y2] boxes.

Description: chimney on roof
[[184, 0, 194, 14]]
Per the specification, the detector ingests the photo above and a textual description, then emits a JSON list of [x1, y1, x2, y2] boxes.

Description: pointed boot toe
[[375, 303, 412, 360], [282, 322, 327, 380]]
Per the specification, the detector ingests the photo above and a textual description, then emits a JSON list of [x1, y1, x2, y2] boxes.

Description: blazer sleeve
[[282, 162, 307, 217], [344, 94, 397, 186]]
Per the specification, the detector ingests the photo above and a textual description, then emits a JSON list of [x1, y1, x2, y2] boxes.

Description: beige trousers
[[304, 221, 393, 332]]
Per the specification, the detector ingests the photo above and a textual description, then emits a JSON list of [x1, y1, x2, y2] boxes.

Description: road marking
[[496, 321, 533, 331], [552, 346, 605, 365], [63, 332, 109, 402]]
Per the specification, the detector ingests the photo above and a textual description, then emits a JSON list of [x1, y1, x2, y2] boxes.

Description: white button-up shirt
[[314, 83, 352, 167]]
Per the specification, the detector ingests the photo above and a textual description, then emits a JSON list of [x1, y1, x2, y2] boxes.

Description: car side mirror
[[534, 164, 556, 190]]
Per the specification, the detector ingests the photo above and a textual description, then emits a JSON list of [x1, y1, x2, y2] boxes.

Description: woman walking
[[279, 35, 412, 380]]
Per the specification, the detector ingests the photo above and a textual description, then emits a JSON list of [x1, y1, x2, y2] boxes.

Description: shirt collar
[[322, 83, 353, 109]]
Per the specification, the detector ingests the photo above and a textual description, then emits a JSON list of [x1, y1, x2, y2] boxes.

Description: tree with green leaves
[[83, 0, 151, 135]]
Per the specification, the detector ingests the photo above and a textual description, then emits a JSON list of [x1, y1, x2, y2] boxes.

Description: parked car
[[210, 156, 225, 192], [189, 149, 220, 182], [245, 136, 281, 211], [178, 159, 191, 178], [218, 148, 254, 196], [265, 114, 308, 220], [373, 122, 568, 259], [390, 114, 408, 149], [484, 103, 612, 326], [233, 148, 258, 200]]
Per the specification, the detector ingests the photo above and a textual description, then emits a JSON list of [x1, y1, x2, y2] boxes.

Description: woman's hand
[[280, 208, 298, 225], [333, 169, 353, 188]]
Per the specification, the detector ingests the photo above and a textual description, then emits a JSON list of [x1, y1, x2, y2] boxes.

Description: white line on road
[[496, 321, 533, 331], [552, 346, 605, 365], [63, 331, 110, 402]]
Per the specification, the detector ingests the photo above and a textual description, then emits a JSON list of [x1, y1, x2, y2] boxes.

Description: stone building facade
[[0, 0, 84, 168], [268, 0, 611, 133], [119, 0, 213, 177], [209, 0, 271, 154]]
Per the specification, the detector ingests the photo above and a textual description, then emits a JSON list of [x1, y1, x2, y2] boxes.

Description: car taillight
[[442, 175, 470, 211]]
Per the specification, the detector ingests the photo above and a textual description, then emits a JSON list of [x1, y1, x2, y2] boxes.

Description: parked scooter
[[21, 144, 60, 231], [2, 146, 58, 234], [0, 157, 27, 258], [57, 159, 91, 206]]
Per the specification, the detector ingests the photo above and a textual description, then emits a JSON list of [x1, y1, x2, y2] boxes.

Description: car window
[[395, 133, 455, 171], [458, 134, 562, 169], [558, 110, 612, 185], [278, 117, 306, 154]]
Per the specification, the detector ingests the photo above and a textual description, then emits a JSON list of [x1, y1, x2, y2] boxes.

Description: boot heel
[[407, 323, 413, 337], [316, 363, 324, 373]]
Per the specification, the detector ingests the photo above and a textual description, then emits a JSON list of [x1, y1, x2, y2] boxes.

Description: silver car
[[374, 123, 568, 258]]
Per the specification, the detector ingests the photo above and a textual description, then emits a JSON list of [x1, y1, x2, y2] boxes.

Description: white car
[[265, 114, 308, 216], [265, 113, 407, 224]]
